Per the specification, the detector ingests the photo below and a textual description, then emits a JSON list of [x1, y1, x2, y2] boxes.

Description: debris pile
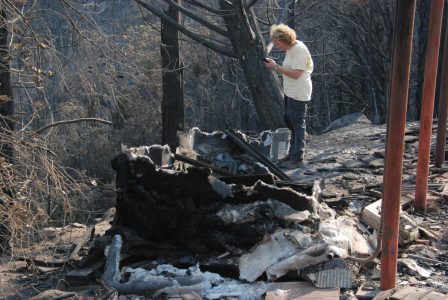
[[1, 122, 448, 299], [100, 128, 372, 297]]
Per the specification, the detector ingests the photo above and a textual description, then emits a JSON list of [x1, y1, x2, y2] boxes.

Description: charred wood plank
[[68, 226, 94, 261], [224, 129, 290, 181], [275, 181, 313, 194], [174, 153, 237, 176], [19, 257, 66, 267], [219, 173, 275, 186], [65, 260, 105, 285]]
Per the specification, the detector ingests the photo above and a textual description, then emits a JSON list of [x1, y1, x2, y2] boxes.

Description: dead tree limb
[[35, 118, 112, 134]]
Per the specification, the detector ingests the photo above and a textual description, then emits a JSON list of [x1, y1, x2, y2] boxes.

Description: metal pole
[[415, 0, 445, 211], [380, 0, 416, 291], [435, 12, 448, 168]]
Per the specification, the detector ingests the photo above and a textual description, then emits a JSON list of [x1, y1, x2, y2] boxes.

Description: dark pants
[[284, 96, 307, 161]]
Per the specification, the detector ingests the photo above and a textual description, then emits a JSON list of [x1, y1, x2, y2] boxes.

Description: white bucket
[[270, 128, 290, 162]]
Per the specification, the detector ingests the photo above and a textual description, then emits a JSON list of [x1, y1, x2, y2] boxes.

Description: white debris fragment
[[208, 175, 233, 198]]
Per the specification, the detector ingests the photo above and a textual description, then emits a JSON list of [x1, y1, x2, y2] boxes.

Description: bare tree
[[296, 0, 394, 131], [134, 0, 285, 130], [0, 0, 137, 252], [161, 0, 184, 149], [0, 9, 13, 161], [0, 8, 13, 253]]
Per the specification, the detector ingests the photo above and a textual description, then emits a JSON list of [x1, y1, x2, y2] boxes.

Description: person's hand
[[264, 58, 278, 70]]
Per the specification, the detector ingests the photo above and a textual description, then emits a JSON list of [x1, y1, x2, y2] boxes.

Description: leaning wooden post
[[415, 0, 445, 211], [380, 0, 416, 291], [435, 9, 448, 168]]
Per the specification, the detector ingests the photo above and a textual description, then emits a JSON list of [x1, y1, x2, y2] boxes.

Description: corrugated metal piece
[[308, 268, 353, 289]]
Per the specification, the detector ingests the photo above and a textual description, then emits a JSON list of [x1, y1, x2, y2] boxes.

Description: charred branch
[[184, 0, 224, 15], [134, 0, 237, 57], [174, 153, 238, 176], [161, 0, 229, 37], [35, 118, 112, 134]]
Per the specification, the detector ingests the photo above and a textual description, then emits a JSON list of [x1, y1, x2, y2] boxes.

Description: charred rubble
[[108, 129, 320, 254], [94, 128, 371, 297], [110, 148, 317, 254], [6, 122, 448, 299]]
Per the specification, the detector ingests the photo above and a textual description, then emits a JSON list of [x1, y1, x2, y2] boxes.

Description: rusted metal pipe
[[435, 13, 448, 168], [380, 0, 416, 291], [415, 0, 445, 211]]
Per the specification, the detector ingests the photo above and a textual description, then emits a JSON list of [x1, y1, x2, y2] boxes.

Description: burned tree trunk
[[0, 9, 13, 160], [219, 0, 285, 130], [0, 9, 13, 254], [161, 0, 184, 149], [134, 0, 285, 130]]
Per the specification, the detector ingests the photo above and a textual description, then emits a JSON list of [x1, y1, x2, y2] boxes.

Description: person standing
[[265, 24, 313, 167]]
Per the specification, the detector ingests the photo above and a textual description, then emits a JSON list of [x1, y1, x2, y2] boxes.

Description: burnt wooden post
[[0, 10, 13, 160], [380, 0, 416, 290], [0, 9, 13, 253], [415, 0, 445, 211], [161, 0, 184, 150], [435, 9, 448, 168]]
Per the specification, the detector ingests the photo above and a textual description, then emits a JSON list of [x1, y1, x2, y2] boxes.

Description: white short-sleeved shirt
[[282, 40, 313, 101]]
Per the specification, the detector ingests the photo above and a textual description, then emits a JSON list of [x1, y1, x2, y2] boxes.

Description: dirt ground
[[288, 120, 448, 296], [1, 119, 447, 299], [0, 223, 94, 299]]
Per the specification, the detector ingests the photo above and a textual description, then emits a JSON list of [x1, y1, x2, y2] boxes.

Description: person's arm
[[276, 65, 303, 79], [265, 58, 303, 79]]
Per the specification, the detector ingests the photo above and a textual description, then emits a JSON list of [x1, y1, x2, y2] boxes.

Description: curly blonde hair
[[270, 24, 297, 46]]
